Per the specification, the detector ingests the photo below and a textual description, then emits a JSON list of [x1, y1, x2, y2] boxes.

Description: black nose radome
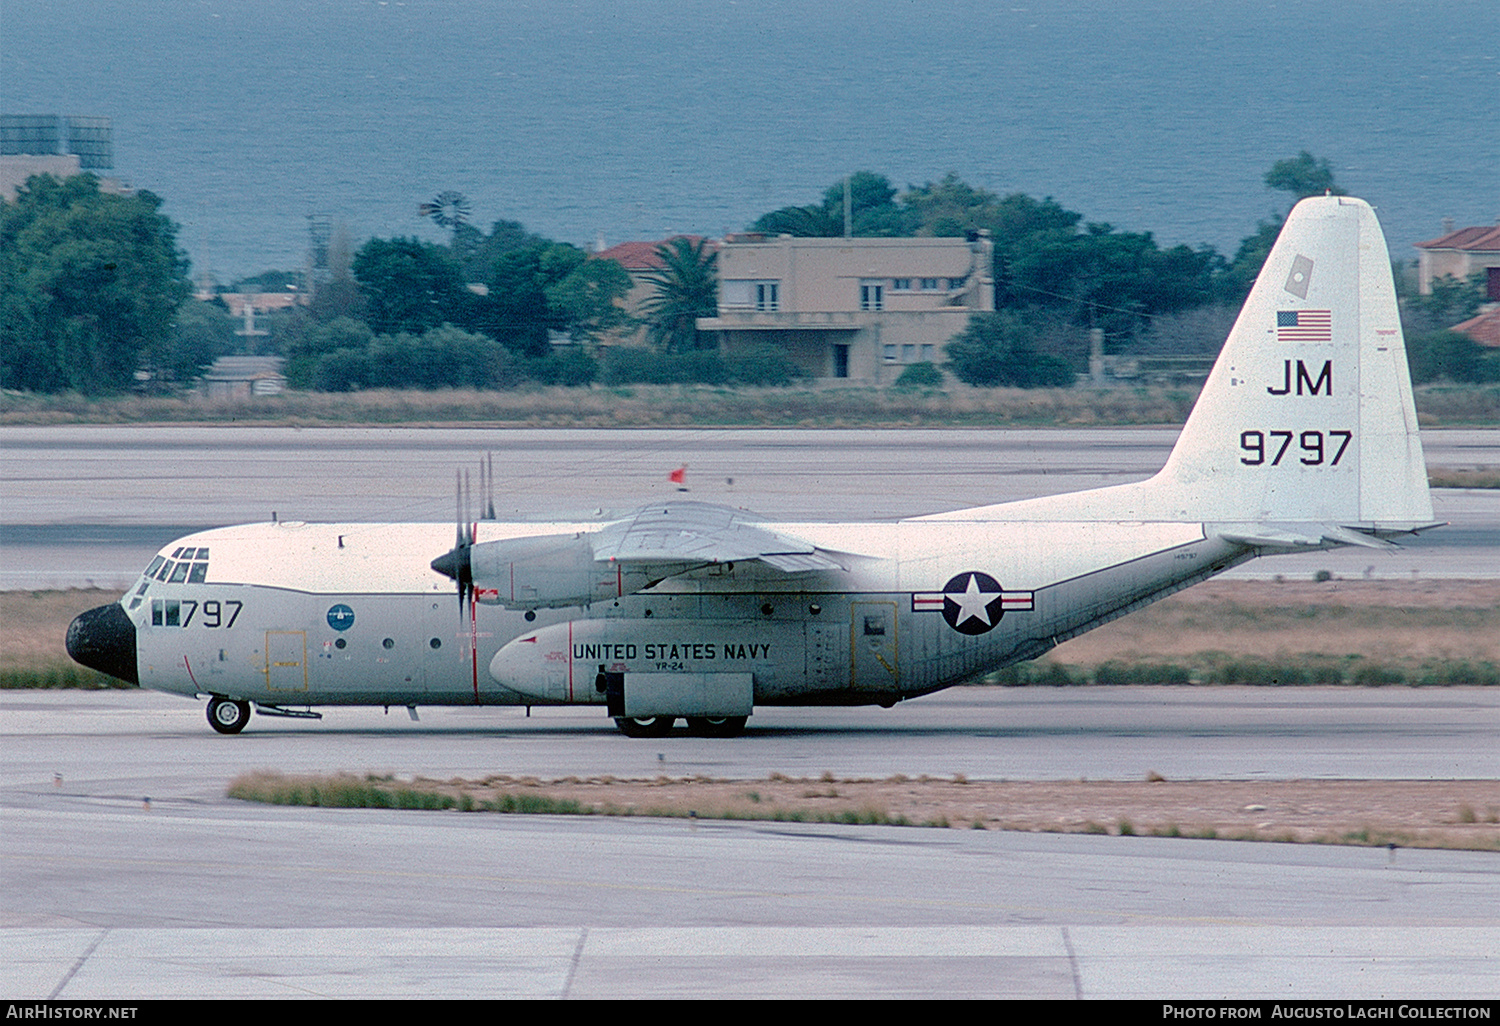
[[66, 603, 139, 686]]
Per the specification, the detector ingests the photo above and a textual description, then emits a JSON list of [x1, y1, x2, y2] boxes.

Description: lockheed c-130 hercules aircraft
[[68, 196, 1438, 737]]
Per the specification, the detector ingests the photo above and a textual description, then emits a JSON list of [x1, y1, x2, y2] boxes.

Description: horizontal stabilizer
[[1213, 522, 1398, 551]]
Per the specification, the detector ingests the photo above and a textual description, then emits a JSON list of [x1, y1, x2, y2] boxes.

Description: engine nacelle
[[469, 533, 682, 610]]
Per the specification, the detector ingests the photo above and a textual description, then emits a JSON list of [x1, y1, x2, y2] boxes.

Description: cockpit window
[[146, 553, 212, 586]]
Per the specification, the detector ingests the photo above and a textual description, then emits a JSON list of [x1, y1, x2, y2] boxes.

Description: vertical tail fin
[[921, 195, 1434, 532], [1150, 195, 1433, 531]]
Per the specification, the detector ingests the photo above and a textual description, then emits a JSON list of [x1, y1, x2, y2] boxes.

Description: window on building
[[883, 345, 898, 363], [891, 278, 911, 291], [722, 280, 781, 310], [860, 282, 884, 311], [920, 278, 940, 291]]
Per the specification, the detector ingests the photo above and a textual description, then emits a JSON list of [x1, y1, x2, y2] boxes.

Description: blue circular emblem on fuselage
[[327, 604, 355, 631]]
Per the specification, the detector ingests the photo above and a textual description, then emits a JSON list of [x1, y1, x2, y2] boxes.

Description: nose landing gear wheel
[[685, 716, 748, 738], [208, 697, 252, 734], [613, 715, 676, 738]]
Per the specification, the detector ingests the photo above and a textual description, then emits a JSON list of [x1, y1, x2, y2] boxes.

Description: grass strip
[[226, 771, 1500, 852]]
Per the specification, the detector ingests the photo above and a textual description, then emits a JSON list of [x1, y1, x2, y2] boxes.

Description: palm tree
[[640, 237, 718, 353]]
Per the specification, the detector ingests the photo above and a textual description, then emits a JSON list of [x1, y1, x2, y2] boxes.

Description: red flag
[[669, 466, 687, 484]]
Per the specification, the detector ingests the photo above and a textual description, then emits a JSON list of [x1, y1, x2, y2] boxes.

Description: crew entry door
[[265, 631, 307, 692]]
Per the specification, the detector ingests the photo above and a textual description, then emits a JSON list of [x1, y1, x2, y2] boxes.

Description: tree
[[640, 237, 718, 352], [901, 173, 1005, 237], [472, 239, 589, 356], [140, 299, 237, 388], [1405, 329, 1499, 384], [1, 174, 191, 393], [945, 312, 1075, 388], [281, 316, 376, 388], [1223, 217, 1283, 301], [352, 237, 467, 335], [1264, 151, 1345, 200], [1223, 153, 1346, 302], [1402, 270, 1487, 335], [545, 257, 634, 342], [751, 172, 914, 238]]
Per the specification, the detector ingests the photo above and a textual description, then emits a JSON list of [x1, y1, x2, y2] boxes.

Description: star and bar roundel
[[912, 572, 1034, 635]]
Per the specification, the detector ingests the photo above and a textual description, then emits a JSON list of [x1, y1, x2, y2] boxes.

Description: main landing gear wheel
[[685, 716, 748, 738], [207, 697, 252, 735], [614, 715, 676, 738]]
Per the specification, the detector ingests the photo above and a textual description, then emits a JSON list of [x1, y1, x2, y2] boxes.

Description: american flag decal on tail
[[1277, 309, 1331, 343]]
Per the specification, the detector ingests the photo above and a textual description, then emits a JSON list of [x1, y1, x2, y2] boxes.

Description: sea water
[[4, 0, 1495, 280]]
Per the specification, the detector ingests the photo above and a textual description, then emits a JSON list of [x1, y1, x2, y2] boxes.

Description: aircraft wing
[[590, 501, 846, 572]]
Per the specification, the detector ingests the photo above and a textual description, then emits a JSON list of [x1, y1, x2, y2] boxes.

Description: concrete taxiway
[[2, 689, 1496, 999]]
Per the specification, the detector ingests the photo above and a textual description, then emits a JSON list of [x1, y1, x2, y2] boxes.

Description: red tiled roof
[[1414, 225, 1500, 252], [594, 236, 705, 270], [1451, 308, 1500, 348]]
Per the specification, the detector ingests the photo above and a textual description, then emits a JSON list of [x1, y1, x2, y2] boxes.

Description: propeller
[[430, 455, 498, 620], [484, 451, 496, 521], [430, 469, 475, 621]]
